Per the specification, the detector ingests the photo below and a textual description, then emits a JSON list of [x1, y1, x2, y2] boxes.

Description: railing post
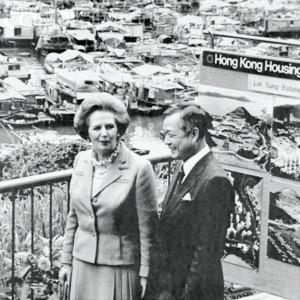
[[67, 181, 70, 213], [31, 188, 34, 254], [11, 191, 16, 300], [49, 184, 53, 268]]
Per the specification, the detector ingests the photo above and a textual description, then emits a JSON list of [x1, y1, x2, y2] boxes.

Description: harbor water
[[0, 114, 168, 156], [0, 48, 169, 156]]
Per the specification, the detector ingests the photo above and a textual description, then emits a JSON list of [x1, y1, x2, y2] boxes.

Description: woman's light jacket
[[61, 143, 158, 277]]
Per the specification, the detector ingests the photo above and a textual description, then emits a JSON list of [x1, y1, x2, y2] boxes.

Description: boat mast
[[54, 0, 58, 25]]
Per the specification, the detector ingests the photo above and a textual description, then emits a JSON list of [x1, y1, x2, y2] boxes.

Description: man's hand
[[59, 264, 72, 285], [140, 276, 147, 298]]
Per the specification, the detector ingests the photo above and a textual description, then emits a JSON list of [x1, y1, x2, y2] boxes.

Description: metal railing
[[203, 30, 300, 49], [0, 153, 172, 300]]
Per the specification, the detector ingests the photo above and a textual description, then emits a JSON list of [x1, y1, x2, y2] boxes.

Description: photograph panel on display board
[[198, 91, 273, 172], [267, 179, 300, 267], [222, 168, 263, 270], [272, 96, 300, 182]]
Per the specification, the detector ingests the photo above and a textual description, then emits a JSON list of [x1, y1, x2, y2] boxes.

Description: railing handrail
[[0, 169, 73, 193], [203, 30, 300, 47], [0, 153, 173, 193]]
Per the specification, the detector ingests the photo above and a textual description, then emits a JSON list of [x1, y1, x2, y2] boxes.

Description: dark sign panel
[[202, 50, 300, 81]]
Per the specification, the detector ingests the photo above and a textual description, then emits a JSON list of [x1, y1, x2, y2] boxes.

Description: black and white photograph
[[272, 96, 300, 182], [267, 180, 300, 267], [198, 92, 273, 172], [1, 0, 300, 300], [223, 169, 262, 270]]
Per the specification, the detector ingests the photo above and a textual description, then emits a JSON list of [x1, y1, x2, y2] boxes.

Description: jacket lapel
[[161, 152, 214, 221], [161, 162, 182, 211], [162, 176, 197, 219], [91, 164, 122, 198], [91, 143, 129, 199]]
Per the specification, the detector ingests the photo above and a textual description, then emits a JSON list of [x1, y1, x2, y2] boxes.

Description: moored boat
[[1, 111, 55, 128]]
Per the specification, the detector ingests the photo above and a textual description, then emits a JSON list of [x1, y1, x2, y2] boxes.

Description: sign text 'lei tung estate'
[[203, 50, 300, 80]]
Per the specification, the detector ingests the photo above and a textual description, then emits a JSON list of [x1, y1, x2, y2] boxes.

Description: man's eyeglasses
[[160, 130, 177, 140]]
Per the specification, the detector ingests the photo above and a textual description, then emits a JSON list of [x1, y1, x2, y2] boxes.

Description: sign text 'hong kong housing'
[[202, 50, 300, 80]]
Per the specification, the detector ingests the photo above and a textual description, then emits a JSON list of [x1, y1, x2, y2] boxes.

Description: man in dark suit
[[156, 103, 234, 300]]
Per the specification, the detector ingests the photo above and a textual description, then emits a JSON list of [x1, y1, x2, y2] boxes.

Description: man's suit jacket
[[157, 152, 234, 300], [61, 143, 158, 277]]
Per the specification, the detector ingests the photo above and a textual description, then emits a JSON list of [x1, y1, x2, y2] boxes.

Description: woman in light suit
[[59, 93, 158, 300]]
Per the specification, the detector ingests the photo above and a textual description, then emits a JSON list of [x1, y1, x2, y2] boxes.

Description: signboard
[[202, 50, 300, 80], [200, 49, 300, 300]]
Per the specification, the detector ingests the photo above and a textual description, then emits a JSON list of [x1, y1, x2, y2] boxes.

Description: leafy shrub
[[0, 183, 68, 300], [0, 140, 90, 181]]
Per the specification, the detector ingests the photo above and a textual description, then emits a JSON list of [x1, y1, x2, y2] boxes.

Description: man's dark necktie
[[169, 164, 185, 200]]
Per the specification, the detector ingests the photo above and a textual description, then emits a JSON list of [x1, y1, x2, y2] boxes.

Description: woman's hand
[[59, 264, 72, 285], [140, 276, 148, 298]]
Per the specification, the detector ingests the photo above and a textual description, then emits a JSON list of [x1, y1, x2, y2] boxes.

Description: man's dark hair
[[164, 101, 211, 140]]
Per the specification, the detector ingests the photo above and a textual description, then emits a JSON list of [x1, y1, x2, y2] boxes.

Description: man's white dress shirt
[[182, 144, 210, 182]]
